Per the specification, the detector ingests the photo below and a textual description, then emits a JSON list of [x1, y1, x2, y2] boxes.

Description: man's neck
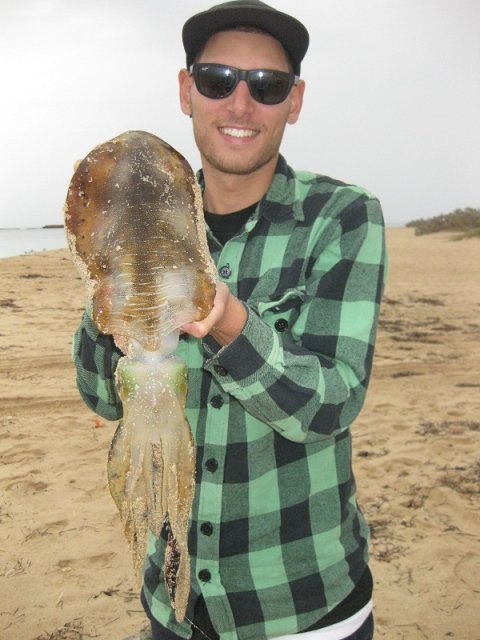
[[201, 155, 278, 215]]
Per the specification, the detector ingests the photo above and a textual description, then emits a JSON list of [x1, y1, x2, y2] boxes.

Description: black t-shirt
[[204, 202, 257, 245]]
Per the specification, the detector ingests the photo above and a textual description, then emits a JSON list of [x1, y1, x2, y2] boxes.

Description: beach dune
[[0, 228, 479, 639]]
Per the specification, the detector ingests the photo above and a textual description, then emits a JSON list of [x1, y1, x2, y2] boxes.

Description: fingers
[[181, 283, 247, 346], [181, 282, 230, 339]]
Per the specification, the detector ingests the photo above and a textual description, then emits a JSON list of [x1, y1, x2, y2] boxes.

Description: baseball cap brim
[[182, 1, 309, 76]]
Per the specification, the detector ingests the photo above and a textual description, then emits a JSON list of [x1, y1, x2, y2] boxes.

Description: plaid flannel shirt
[[72, 155, 387, 640]]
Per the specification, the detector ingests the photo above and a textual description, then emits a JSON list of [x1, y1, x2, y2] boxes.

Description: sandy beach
[[1, 227, 479, 640]]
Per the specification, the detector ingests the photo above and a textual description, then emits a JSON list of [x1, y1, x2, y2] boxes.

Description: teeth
[[220, 127, 257, 138]]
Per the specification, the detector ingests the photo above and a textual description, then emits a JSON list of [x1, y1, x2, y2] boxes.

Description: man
[[73, 2, 387, 639]]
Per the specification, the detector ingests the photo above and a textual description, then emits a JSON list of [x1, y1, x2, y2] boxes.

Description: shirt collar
[[195, 155, 305, 224]]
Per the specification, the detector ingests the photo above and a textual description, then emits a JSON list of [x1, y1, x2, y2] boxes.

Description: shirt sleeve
[[72, 309, 124, 421], [202, 195, 387, 443]]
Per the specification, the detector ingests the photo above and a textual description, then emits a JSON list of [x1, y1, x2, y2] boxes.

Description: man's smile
[[218, 127, 259, 139]]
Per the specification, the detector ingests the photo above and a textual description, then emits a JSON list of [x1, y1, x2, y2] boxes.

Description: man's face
[[179, 30, 304, 178]]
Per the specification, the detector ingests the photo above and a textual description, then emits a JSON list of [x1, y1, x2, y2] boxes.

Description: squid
[[64, 131, 216, 622]]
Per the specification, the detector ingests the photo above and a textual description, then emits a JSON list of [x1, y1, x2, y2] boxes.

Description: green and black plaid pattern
[[73, 155, 386, 639], [73, 312, 123, 421]]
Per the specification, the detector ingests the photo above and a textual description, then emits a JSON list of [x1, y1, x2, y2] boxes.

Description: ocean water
[[0, 227, 68, 258], [0, 223, 406, 260]]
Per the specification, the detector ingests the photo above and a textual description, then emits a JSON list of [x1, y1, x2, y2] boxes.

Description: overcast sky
[[0, 0, 479, 228]]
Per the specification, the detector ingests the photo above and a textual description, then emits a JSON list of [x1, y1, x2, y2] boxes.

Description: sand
[[0, 227, 479, 640]]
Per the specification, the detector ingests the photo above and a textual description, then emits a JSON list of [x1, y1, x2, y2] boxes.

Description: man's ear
[[287, 80, 305, 125], [179, 68, 193, 116]]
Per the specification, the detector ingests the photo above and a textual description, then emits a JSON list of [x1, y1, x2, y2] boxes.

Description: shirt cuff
[[202, 305, 279, 388]]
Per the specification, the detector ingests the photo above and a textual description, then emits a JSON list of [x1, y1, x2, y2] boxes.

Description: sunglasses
[[190, 63, 299, 106]]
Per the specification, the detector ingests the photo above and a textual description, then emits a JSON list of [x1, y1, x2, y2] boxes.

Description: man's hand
[[181, 282, 247, 346]]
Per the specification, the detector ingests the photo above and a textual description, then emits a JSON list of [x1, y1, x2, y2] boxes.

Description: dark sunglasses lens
[[192, 65, 294, 105], [195, 65, 237, 99], [249, 70, 292, 105]]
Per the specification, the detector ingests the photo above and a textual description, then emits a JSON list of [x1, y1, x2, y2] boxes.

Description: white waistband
[[273, 600, 373, 640]]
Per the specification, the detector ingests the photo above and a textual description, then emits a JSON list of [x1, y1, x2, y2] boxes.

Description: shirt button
[[210, 395, 224, 409], [200, 522, 214, 536], [198, 569, 211, 582], [219, 264, 232, 279], [205, 458, 218, 473], [274, 318, 289, 332], [213, 365, 228, 377]]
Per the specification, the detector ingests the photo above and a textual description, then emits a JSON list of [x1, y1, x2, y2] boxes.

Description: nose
[[227, 79, 255, 116]]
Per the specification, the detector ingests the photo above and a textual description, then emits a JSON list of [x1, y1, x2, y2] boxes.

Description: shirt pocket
[[253, 287, 306, 337]]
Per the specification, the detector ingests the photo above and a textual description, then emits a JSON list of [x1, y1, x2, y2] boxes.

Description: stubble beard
[[204, 149, 277, 176], [193, 123, 284, 177]]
